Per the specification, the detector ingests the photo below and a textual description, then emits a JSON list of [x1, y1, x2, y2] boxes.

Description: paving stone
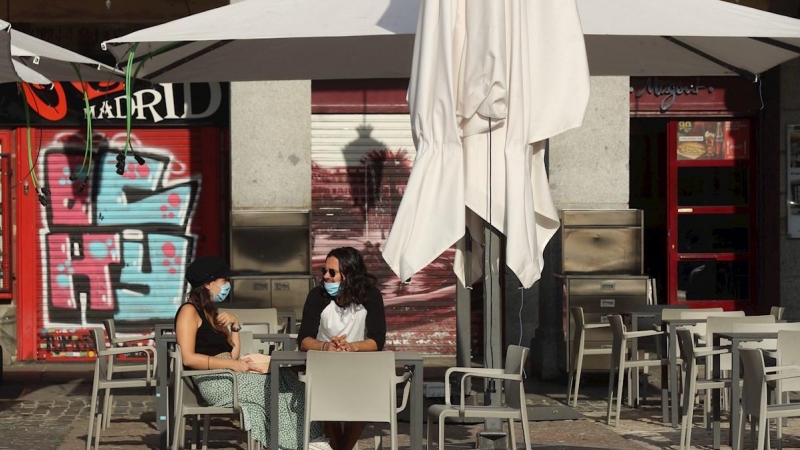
[[7, 362, 800, 449]]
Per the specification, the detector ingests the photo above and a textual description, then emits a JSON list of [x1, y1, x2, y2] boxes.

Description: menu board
[[676, 120, 750, 160], [788, 125, 800, 238]]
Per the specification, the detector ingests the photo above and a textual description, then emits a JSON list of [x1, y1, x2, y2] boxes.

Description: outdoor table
[[269, 351, 425, 450], [154, 324, 299, 449], [661, 317, 709, 427], [712, 330, 779, 450]]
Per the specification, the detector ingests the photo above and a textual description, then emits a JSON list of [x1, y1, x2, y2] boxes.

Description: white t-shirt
[[316, 302, 367, 343]]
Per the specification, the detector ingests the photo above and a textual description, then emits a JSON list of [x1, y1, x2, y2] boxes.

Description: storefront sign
[[0, 81, 228, 126], [632, 77, 714, 111], [787, 125, 800, 238], [630, 76, 761, 114]]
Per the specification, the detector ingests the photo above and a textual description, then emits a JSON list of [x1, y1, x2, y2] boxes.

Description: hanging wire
[[10, 85, 44, 190], [756, 75, 765, 110], [70, 63, 93, 193], [118, 42, 181, 176], [19, 83, 49, 206]]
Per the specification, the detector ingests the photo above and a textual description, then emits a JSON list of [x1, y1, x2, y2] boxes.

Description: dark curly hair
[[323, 247, 376, 308]]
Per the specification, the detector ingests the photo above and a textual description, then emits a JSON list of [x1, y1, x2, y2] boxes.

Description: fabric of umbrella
[[0, 19, 125, 206], [102, 0, 417, 82], [581, 0, 800, 79], [0, 19, 123, 83], [382, 0, 590, 289], [103, 0, 800, 83]]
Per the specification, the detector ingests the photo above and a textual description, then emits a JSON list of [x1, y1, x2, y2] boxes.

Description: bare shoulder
[[176, 303, 201, 326]]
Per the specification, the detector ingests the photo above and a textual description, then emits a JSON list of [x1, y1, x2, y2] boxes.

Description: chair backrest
[[503, 345, 530, 410], [103, 319, 118, 343], [220, 308, 280, 333], [662, 307, 722, 321], [607, 315, 625, 362], [90, 328, 110, 379], [170, 345, 184, 414], [740, 348, 767, 417], [570, 307, 586, 340], [680, 310, 745, 339], [778, 330, 800, 392], [771, 306, 785, 320], [305, 351, 396, 423], [705, 315, 775, 342], [630, 305, 687, 353], [676, 327, 698, 374], [238, 331, 254, 356]]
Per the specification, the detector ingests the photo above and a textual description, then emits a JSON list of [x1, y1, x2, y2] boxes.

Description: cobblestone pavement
[[5, 363, 800, 449]]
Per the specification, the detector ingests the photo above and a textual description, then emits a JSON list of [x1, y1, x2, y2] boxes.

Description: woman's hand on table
[[232, 358, 256, 373], [241, 354, 271, 373], [331, 335, 358, 352]]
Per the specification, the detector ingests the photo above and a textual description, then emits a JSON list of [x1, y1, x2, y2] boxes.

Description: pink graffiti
[[162, 242, 176, 258], [47, 233, 121, 311], [45, 153, 92, 226]]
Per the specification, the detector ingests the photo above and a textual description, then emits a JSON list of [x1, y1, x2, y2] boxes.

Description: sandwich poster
[[676, 120, 750, 160]]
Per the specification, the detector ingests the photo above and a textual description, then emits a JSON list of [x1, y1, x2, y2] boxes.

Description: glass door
[[667, 119, 756, 310]]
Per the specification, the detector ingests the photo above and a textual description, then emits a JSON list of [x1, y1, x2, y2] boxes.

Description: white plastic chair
[[100, 319, 156, 429], [774, 330, 800, 449], [606, 315, 666, 427], [739, 348, 800, 450], [700, 315, 775, 420], [170, 343, 254, 450], [681, 310, 744, 346], [567, 307, 611, 407], [86, 328, 156, 450], [771, 306, 785, 321], [299, 351, 411, 450], [427, 345, 531, 450], [677, 327, 730, 449], [221, 307, 286, 353]]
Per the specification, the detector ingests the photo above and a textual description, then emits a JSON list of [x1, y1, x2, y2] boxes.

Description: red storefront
[[629, 76, 779, 314], [4, 81, 229, 361]]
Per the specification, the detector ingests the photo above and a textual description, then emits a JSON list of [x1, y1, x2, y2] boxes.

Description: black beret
[[186, 256, 232, 288]]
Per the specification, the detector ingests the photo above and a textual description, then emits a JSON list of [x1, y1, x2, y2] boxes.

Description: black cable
[[184, 0, 192, 15]]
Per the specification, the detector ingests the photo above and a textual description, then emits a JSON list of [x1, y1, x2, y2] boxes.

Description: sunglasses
[[320, 267, 338, 278]]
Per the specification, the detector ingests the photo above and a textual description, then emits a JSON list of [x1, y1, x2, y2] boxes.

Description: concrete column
[[533, 76, 630, 379], [230, 81, 311, 210], [230, 0, 311, 211]]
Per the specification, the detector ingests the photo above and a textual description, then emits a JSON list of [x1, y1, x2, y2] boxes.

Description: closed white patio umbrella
[[382, 0, 590, 290]]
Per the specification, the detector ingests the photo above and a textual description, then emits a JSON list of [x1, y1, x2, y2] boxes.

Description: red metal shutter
[[311, 114, 456, 356], [23, 128, 223, 361]]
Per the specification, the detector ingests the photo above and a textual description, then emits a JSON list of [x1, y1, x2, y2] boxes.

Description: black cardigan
[[296, 285, 387, 351]]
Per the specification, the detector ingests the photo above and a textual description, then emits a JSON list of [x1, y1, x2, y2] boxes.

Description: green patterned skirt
[[194, 358, 323, 449]]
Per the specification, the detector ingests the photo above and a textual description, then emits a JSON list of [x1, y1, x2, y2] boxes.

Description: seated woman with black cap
[[175, 255, 332, 450]]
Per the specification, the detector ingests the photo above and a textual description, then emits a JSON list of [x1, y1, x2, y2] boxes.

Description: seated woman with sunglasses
[[175, 255, 331, 450], [297, 246, 387, 450]]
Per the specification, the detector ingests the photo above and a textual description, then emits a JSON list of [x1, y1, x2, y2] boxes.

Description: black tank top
[[175, 303, 233, 356]]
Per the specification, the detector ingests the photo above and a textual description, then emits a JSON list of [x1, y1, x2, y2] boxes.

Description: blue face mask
[[212, 282, 231, 302], [324, 282, 340, 297]]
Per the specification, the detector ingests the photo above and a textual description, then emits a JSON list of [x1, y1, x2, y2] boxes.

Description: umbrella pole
[[479, 223, 507, 447], [456, 229, 472, 393]]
